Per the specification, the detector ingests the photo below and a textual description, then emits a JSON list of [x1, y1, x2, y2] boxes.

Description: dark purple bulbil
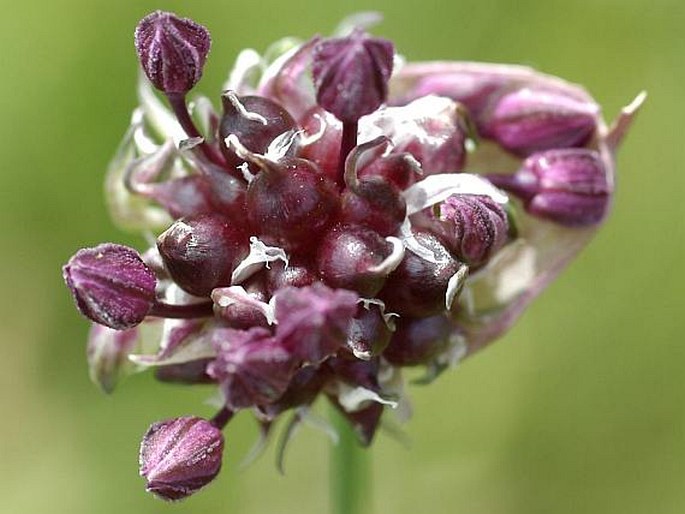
[[63, 244, 156, 330], [134, 11, 211, 95], [157, 214, 249, 297], [312, 29, 394, 123]]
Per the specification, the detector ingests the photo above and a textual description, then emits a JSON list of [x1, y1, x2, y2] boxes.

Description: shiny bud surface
[[157, 214, 248, 297]]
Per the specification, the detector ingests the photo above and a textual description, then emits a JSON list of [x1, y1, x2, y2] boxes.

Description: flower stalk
[[330, 406, 370, 514]]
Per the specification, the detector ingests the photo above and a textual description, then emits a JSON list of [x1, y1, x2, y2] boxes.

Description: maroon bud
[[326, 355, 381, 392], [244, 157, 340, 248], [274, 283, 359, 364], [488, 148, 610, 226], [317, 224, 396, 297], [63, 243, 157, 330], [139, 416, 223, 501], [219, 93, 296, 168], [157, 214, 249, 297], [312, 29, 394, 122], [154, 359, 215, 384], [434, 194, 509, 267], [484, 87, 598, 156], [346, 304, 393, 359], [265, 258, 317, 293], [134, 11, 211, 95], [380, 231, 463, 317], [299, 107, 342, 181], [383, 315, 453, 366], [208, 327, 295, 409]]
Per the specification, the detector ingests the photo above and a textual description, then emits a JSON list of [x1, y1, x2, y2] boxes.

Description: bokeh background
[[1, 0, 682, 512]]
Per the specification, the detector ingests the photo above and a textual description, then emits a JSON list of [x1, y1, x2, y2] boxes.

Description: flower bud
[[157, 214, 249, 297], [274, 283, 358, 364], [358, 152, 419, 190], [87, 323, 139, 393], [154, 359, 215, 384], [317, 224, 396, 297], [265, 258, 317, 293], [383, 315, 453, 366], [139, 416, 223, 501], [219, 93, 296, 168], [346, 304, 393, 359], [134, 11, 211, 95], [433, 194, 509, 267], [329, 397, 384, 446], [489, 148, 610, 226], [483, 87, 598, 156], [208, 327, 295, 409], [63, 243, 157, 330], [312, 29, 394, 122], [380, 231, 463, 317]]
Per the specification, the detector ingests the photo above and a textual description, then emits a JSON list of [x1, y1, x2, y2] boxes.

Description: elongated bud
[[63, 244, 156, 330], [312, 29, 394, 122], [489, 148, 610, 226], [434, 194, 509, 267], [139, 416, 223, 501], [157, 214, 249, 297], [383, 315, 453, 366], [134, 11, 211, 95], [483, 87, 598, 156]]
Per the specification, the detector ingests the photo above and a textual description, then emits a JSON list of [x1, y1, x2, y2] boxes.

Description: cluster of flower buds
[[63, 10, 643, 501]]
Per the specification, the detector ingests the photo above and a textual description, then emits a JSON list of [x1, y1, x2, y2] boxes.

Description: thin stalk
[[330, 406, 369, 514], [337, 121, 359, 188], [166, 93, 227, 167], [149, 300, 214, 319]]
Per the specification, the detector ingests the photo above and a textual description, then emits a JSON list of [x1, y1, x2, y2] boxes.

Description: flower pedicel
[[63, 10, 644, 501]]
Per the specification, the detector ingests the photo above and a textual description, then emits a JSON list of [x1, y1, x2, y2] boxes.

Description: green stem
[[330, 407, 370, 514]]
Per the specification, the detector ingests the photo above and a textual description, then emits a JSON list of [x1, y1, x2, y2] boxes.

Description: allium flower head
[[62, 10, 644, 501]]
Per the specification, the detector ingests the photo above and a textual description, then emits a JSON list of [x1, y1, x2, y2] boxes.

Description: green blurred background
[[1, 0, 682, 512]]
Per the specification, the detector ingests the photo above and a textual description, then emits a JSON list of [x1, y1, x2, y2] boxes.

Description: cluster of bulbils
[[63, 11, 643, 501]]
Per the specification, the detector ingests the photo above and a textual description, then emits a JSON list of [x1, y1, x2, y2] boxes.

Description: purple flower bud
[[274, 283, 359, 364], [139, 416, 223, 501], [383, 315, 453, 366], [380, 231, 463, 317], [63, 244, 157, 330], [134, 11, 211, 95], [265, 258, 317, 293], [87, 323, 139, 393], [483, 87, 598, 156], [434, 194, 509, 267], [208, 327, 295, 409], [358, 152, 419, 190], [489, 148, 610, 226], [258, 365, 330, 420], [157, 214, 249, 297], [346, 304, 393, 359], [312, 29, 394, 122]]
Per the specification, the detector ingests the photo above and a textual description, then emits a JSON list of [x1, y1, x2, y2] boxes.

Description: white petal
[[231, 236, 289, 284], [211, 285, 277, 325]]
